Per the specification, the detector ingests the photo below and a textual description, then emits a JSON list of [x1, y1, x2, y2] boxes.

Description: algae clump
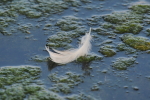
[[115, 22, 143, 34], [49, 72, 83, 94], [66, 93, 97, 100], [56, 16, 83, 31], [76, 54, 103, 63], [0, 66, 41, 87], [103, 12, 143, 34], [46, 32, 73, 48], [117, 43, 136, 54], [0, 66, 64, 100], [46, 16, 87, 48], [99, 45, 116, 57], [121, 34, 150, 51], [112, 57, 135, 70], [130, 5, 150, 14]]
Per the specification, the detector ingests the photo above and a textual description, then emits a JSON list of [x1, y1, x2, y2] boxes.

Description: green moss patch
[[112, 57, 135, 70], [121, 34, 150, 51]]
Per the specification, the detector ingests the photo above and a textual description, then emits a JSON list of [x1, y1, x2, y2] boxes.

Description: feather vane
[[45, 28, 92, 64]]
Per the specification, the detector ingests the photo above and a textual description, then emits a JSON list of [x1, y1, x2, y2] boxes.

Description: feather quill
[[45, 28, 92, 64]]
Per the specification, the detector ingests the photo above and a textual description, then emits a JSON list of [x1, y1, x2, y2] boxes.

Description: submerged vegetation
[[130, 5, 150, 14], [103, 12, 143, 34], [121, 34, 150, 51], [0, 0, 87, 35], [49, 72, 83, 94], [0, 66, 96, 100], [0, 66, 64, 100], [99, 45, 116, 57], [112, 57, 136, 70]]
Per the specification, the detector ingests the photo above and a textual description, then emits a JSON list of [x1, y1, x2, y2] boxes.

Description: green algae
[[0, 13, 16, 35], [0, 66, 64, 100], [115, 22, 143, 34], [121, 34, 150, 51], [64, 0, 81, 7], [24, 84, 42, 94], [146, 28, 150, 33], [99, 45, 116, 57], [103, 11, 143, 34], [92, 27, 116, 37], [46, 16, 87, 48], [102, 22, 114, 29], [0, 0, 89, 35], [49, 72, 83, 85], [46, 32, 73, 48], [0, 0, 67, 34], [10, 0, 68, 18], [112, 57, 135, 70], [0, 66, 95, 99], [18, 23, 33, 34], [87, 15, 102, 26], [90, 4, 150, 35], [80, 0, 91, 3], [76, 54, 103, 63], [130, 5, 150, 14], [66, 93, 97, 100], [146, 28, 150, 36], [102, 4, 150, 35], [0, 66, 41, 88], [117, 43, 136, 54], [0, 84, 25, 100], [49, 72, 83, 94], [0, 0, 88, 19], [103, 12, 143, 24], [93, 27, 108, 34], [0, 0, 13, 3], [50, 83, 72, 94], [91, 84, 99, 91], [31, 55, 48, 62], [27, 89, 64, 100], [56, 16, 83, 31]]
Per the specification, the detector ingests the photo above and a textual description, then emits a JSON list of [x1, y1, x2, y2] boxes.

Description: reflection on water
[[47, 59, 58, 71]]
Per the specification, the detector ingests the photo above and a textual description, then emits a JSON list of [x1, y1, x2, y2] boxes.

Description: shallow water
[[0, 0, 150, 100]]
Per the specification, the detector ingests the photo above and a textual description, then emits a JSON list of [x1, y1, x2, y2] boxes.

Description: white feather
[[45, 28, 92, 64]]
